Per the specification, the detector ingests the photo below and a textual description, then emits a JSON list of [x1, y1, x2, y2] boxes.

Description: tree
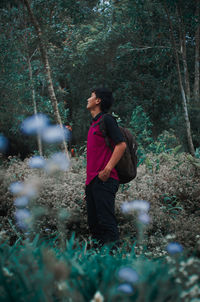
[[163, 0, 196, 155], [22, 0, 68, 155]]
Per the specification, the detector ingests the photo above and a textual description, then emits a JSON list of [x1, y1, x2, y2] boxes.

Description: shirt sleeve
[[103, 114, 125, 144]]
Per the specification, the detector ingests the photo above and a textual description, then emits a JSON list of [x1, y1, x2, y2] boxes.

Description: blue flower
[[28, 156, 46, 169], [45, 152, 70, 173], [121, 200, 150, 214], [21, 114, 49, 135], [9, 181, 24, 195], [138, 212, 150, 224], [118, 267, 139, 283], [41, 125, 68, 143], [15, 209, 31, 230], [0, 135, 8, 153], [166, 242, 183, 254], [117, 283, 134, 294], [14, 196, 29, 207]]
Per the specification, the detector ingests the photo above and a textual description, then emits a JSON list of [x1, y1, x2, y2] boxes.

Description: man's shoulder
[[103, 113, 117, 125]]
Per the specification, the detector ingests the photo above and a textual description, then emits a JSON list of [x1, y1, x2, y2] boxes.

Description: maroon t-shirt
[[86, 113, 124, 185]]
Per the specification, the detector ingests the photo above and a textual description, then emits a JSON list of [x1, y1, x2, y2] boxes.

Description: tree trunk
[[165, 4, 195, 156], [177, 6, 191, 101], [27, 55, 43, 156], [22, 0, 69, 156], [194, 0, 200, 102]]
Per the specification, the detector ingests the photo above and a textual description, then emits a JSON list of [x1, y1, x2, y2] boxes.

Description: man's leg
[[85, 183, 102, 243], [91, 176, 119, 245]]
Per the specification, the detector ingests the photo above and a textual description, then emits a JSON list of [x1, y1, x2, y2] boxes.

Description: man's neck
[[90, 108, 102, 118]]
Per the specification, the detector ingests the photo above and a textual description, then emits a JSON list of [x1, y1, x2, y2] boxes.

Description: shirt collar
[[92, 112, 103, 122]]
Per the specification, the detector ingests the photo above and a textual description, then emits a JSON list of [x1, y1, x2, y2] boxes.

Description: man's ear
[[96, 98, 101, 105]]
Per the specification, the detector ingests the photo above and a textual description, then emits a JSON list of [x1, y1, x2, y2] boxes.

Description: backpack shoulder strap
[[98, 113, 114, 150]]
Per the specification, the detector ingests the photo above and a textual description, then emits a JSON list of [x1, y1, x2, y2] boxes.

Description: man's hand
[[98, 167, 111, 182]]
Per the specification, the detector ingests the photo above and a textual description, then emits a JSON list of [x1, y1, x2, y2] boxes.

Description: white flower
[[41, 125, 68, 143], [28, 156, 46, 169], [90, 291, 104, 302], [186, 275, 199, 287], [2, 267, 13, 277], [21, 114, 49, 135], [118, 267, 139, 283]]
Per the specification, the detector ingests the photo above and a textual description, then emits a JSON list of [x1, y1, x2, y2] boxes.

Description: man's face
[[87, 92, 100, 110]]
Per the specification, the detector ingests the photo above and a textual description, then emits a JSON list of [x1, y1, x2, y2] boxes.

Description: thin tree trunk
[[194, 0, 200, 102], [177, 6, 191, 101], [22, 0, 69, 156], [27, 55, 43, 156], [165, 4, 195, 156]]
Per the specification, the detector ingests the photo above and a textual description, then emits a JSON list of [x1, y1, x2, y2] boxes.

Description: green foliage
[[160, 194, 183, 217], [0, 235, 186, 302], [0, 0, 199, 156], [130, 105, 153, 149]]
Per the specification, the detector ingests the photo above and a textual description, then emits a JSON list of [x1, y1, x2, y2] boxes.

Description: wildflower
[[131, 200, 150, 212], [118, 267, 138, 283], [166, 234, 176, 240], [14, 196, 29, 207], [21, 113, 49, 135], [15, 209, 31, 230], [41, 125, 68, 143], [121, 200, 150, 214], [166, 242, 183, 254], [186, 275, 199, 287], [91, 291, 104, 302], [117, 283, 134, 294], [138, 212, 150, 224], [45, 152, 70, 173], [0, 135, 8, 153], [9, 181, 24, 195], [2, 267, 13, 277], [28, 156, 46, 169], [21, 179, 40, 198]]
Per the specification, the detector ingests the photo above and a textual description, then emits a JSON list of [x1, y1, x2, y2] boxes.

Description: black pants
[[85, 176, 119, 246]]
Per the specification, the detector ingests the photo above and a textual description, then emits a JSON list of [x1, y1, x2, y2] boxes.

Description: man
[[85, 87, 126, 248]]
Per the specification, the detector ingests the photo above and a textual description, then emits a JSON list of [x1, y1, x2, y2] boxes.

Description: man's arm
[[98, 141, 126, 182]]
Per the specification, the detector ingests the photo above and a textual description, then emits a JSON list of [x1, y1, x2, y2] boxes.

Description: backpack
[[99, 114, 138, 184]]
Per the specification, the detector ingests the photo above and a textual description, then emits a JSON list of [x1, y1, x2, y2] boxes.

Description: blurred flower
[[15, 209, 31, 230], [9, 181, 24, 195], [21, 114, 49, 135], [41, 125, 68, 143], [117, 283, 134, 294], [167, 242, 183, 254], [2, 267, 13, 277], [91, 291, 104, 302], [138, 212, 150, 224], [121, 200, 150, 214], [14, 196, 29, 207], [45, 152, 70, 173], [22, 179, 40, 198], [0, 135, 8, 153], [118, 267, 138, 283], [28, 156, 46, 169]]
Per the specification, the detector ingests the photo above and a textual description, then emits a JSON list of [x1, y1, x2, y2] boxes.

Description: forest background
[[0, 1, 200, 301], [0, 0, 199, 158]]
